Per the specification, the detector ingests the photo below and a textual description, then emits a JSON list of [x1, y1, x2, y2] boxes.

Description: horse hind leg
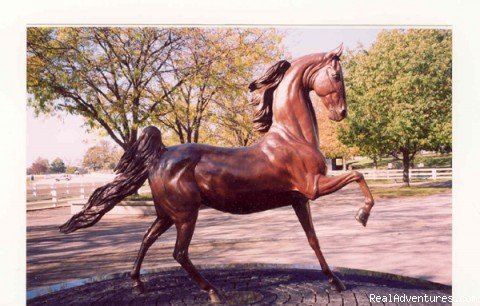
[[172, 210, 223, 303], [130, 210, 173, 293]]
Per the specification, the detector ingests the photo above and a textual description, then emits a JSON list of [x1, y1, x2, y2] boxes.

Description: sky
[[26, 27, 383, 166]]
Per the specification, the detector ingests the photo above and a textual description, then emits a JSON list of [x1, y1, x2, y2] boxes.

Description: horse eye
[[332, 73, 340, 81]]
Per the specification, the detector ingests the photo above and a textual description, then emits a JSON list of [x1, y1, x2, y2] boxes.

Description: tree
[[82, 141, 122, 171], [152, 28, 285, 145], [340, 29, 452, 185], [27, 157, 50, 174], [65, 166, 78, 174], [28, 28, 285, 149], [207, 92, 260, 147], [27, 27, 185, 151], [50, 157, 66, 173]]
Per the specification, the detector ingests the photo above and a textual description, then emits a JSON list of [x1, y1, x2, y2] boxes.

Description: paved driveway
[[27, 186, 451, 289]]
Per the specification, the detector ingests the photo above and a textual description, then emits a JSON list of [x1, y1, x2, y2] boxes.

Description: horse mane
[[249, 60, 291, 133]]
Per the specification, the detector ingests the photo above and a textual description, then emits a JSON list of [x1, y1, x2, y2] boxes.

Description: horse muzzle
[[328, 109, 346, 122]]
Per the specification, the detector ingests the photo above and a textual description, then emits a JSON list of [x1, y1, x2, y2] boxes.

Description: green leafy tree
[[27, 27, 285, 149], [27, 27, 185, 150], [340, 29, 452, 185], [208, 92, 260, 147], [50, 157, 66, 173], [153, 28, 286, 145]]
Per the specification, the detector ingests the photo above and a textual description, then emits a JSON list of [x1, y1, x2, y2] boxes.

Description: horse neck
[[270, 68, 319, 148]]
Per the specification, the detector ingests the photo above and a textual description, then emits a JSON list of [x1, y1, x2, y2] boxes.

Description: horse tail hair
[[59, 126, 164, 234]]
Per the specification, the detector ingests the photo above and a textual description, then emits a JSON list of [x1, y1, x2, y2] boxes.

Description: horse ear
[[327, 43, 344, 60]]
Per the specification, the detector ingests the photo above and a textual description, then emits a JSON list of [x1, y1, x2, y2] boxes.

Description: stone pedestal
[[28, 264, 451, 306]]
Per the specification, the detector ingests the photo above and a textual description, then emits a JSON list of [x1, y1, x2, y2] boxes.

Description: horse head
[[308, 44, 347, 122], [249, 45, 347, 136]]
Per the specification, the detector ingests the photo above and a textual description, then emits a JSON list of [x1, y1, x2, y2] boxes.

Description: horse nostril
[[340, 109, 347, 117]]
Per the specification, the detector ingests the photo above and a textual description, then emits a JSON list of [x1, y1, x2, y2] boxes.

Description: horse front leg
[[314, 171, 375, 226], [292, 201, 346, 291]]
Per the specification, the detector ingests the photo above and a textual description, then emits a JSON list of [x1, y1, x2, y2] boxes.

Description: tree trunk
[[342, 157, 347, 170], [193, 127, 200, 143], [128, 130, 140, 195], [401, 149, 410, 187], [175, 119, 185, 143], [128, 129, 138, 149]]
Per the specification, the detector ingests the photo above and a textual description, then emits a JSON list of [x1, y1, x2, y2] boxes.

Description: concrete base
[[70, 200, 156, 215]]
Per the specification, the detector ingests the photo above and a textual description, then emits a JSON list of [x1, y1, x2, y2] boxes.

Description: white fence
[[26, 180, 151, 204], [26, 181, 110, 203], [329, 168, 452, 180]]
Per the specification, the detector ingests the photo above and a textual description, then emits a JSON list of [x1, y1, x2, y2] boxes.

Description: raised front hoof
[[355, 208, 370, 227], [329, 275, 347, 292], [208, 288, 224, 304], [132, 281, 146, 295]]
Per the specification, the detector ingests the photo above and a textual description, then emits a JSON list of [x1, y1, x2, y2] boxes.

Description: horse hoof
[[133, 281, 146, 294], [355, 207, 370, 227], [329, 275, 347, 292], [208, 289, 224, 304]]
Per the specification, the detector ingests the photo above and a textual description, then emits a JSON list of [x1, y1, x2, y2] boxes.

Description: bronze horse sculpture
[[60, 45, 375, 303]]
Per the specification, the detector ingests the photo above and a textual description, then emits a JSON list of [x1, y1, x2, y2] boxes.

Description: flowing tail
[[59, 126, 164, 234]]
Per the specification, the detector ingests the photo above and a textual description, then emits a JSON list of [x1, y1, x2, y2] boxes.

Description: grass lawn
[[370, 186, 451, 199], [366, 178, 451, 185], [125, 193, 154, 201]]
